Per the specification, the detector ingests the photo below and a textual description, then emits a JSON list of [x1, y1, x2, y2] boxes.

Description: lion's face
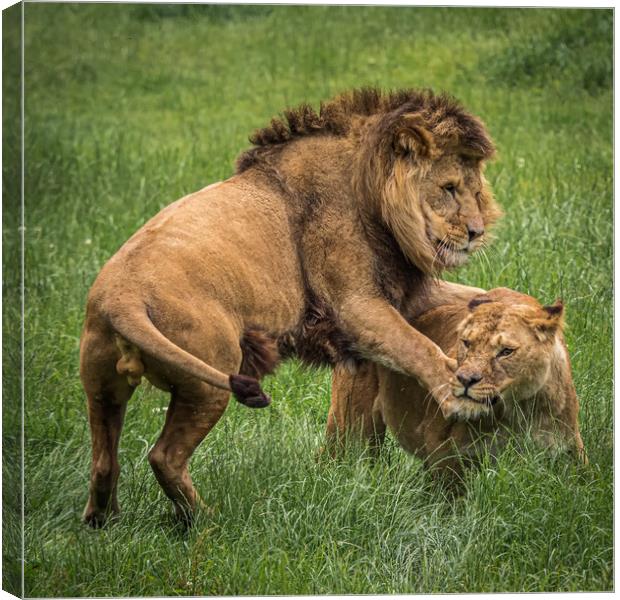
[[418, 154, 497, 268], [450, 291, 565, 417], [376, 111, 501, 274]]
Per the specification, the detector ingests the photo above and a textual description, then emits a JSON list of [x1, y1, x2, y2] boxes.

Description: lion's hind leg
[[81, 331, 135, 527], [147, 381, 230, 525], [145, 313, 243, 525]]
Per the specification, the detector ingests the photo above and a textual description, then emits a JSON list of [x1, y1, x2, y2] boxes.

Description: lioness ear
[[531, 299, 564, 339], [543, 299, 564, 319], [468, 294, 493, 311], [393, 113, 437, 159]]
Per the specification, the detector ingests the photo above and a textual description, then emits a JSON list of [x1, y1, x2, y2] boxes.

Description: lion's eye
[[443, 184, 457, 197], [497, 347, 515, 358], [461, 339, 471, 348]]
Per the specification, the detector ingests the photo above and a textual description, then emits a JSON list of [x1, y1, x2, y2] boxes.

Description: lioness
[[327, 285, 586, 472], [80, 88, 500, 525]]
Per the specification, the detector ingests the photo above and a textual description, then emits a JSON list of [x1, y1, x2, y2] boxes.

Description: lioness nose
[[467, 225, 484, 241], [457, 372, 482, 388]]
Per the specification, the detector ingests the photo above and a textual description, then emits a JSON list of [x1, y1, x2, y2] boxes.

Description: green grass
[[3, 5, 612, 595]]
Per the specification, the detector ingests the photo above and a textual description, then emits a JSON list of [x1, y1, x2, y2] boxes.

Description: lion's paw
[[82, 506, 119, 529]]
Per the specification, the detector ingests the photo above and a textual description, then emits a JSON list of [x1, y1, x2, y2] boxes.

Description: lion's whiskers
[[431, 234, 451, 271]]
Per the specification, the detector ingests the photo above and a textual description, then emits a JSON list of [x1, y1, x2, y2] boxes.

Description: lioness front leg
[[339, 296, 463, 419], [325, 362, 386, 454]]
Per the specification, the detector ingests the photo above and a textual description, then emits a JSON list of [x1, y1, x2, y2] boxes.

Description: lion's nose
[[457, 372, 483, 389], [467, 225, 484, 242]]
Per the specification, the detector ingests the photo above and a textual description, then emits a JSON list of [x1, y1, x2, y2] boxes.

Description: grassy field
[[3, 5, 613, 596]]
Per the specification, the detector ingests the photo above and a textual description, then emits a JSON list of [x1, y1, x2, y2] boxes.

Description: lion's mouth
[[435, 241, 470, 266], [433, 234, 483, 254]]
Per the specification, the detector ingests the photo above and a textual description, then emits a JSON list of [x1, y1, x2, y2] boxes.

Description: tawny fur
[[80, 88, 500, 525], [327, 284, 586, 475]]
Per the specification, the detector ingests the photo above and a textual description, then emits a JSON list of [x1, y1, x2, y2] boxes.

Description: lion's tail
[[109, 303, 271, 408]]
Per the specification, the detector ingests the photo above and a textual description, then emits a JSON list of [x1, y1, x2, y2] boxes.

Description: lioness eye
[[497, 347, 515, 358], [461, 339, 471, 348], [443, 184, 457, 197]]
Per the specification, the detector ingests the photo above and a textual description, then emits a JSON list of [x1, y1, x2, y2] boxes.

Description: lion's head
[[237, 88, 502, 275], [359, 94, 502, 273], [450, 288, 566, 418]]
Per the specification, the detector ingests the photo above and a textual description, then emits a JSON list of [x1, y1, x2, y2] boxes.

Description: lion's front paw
[[440, 396, 492, 422]]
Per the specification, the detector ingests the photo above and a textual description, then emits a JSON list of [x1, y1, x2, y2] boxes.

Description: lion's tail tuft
[[229, 374, 272, 408]]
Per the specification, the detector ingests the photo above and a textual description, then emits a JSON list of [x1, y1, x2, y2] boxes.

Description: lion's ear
[[393, 113, 437, 159]]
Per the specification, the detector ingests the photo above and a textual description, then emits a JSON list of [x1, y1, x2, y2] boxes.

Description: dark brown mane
[[236, 87, 495, 172]]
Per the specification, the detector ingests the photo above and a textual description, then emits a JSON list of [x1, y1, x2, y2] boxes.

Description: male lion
[[80, 88, 500, 525], [327, 285, 586, 474]]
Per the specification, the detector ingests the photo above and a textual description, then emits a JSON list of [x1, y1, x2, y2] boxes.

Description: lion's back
[[87, 174, 306, 328]]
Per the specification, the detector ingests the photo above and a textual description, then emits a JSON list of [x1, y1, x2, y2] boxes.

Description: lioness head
[[363, 95, 502, 273], [451, 288, 565, 418]]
